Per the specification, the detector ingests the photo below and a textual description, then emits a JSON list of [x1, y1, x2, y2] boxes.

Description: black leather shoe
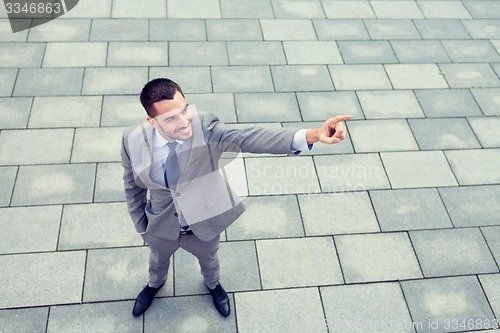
[[132, 283, 164, 317], [207, 283, 230, 317]]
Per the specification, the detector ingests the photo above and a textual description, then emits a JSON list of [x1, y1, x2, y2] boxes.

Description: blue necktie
[[164, 142, 180, 188]]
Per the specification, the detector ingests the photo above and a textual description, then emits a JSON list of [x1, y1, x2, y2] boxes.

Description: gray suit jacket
[[121, 111, 298, 241]]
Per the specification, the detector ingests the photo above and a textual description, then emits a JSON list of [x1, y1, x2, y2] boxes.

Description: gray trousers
[[144, 233, 220, 290]]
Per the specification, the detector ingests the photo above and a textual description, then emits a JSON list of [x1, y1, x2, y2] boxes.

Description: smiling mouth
[[177, 125, 191, 134]]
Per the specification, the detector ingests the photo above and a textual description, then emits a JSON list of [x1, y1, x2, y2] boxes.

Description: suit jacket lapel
[[134, 122, 167, 189], [177, 110, 211, 186]]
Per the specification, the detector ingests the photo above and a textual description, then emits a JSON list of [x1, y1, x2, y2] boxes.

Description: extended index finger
[[326, 115, 353, 126]]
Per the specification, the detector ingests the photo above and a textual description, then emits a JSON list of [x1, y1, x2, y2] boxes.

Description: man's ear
[[147, 116, 157, 128]]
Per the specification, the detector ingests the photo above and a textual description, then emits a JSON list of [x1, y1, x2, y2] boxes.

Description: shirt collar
[[153, 128, 185, 148]]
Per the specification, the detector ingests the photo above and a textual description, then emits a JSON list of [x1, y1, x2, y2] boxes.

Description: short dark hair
[[139, 78, 185, 116]]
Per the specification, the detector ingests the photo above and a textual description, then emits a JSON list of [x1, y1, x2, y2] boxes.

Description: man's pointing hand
[[306, 115, 353, 145]]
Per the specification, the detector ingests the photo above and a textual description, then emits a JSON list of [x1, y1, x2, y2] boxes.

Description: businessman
[[121, 78, 351, 317]]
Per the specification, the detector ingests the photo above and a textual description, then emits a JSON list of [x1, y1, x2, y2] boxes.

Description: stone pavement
[[0, 0, 499, 332]]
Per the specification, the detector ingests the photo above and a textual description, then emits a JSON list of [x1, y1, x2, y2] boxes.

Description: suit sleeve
[[121, 131, 148, 233], [201, 113, 299, 155]]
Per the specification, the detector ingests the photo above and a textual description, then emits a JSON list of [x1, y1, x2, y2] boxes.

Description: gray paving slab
[[441, 40, 500, 63], [185, 93, 237, 123], [174, 240, 260, 295], [385, 64, 449, 89], [0, 166, 16, 207], [371, 1, 424, 19], [71, 127, 124, 163], [227, 41, 286, 66], [365, 19, 421, 40], [235, 288, 327, 333], [226, 195, 304, 240], [414, 89, 483, 117], [246, 156, 320, 195], [168, 0, 221, 19], [0, 251, 85, 308], [107, 42, 168, 67], [0, 128, 73, 165], [329, 64, 392, 90], [83, 247, 173, 302], [47, 301, 142, 333], [471, 88, 500, 116], [29, 96, 102, 128], [463, 0, 500, 19], [13, 68, 84, 97], [111, 0, 166, 18], [0, 205, 61, 254], [391, 40, 451, 63], [335, 232, 422, 283], [27, 19, 91, 42], [478, 274, 500, 318], [446, 149, 500, 186], [462, 20, 500, 39], [272, 0, 325, 19], [257, 237, 343, 289], [0, 307, 48, 333], [357, 90, 424, 119], [492, 62, 500, 77], [439, 63, 500, 88], [296, 91, 365, 121], [413, 19, 471, 39], [82, 67, 148, 95], [90, 19, 149, 41], [481, 226, 500, 267], [207, 19, 262, 41], [313, 19, 370, 40], [381, 151, 458, 189], [145, 295, 237, 332], [338, 41, 398, 64], [321, 282, 415, 333], [322, 1, 375, 19], [170, 42, 228, 66], [370, 188, 453, 232], [101, 95, 146, 127], [235, 92, 300, 122], [299, 192, 379, 236], [59, 202, 142, 250], [417, 0, 472, 19], [315, 153, 391, 192], [150, 19, 206, 41], [43, 42, 107, 67], [401, 276, 496, 333], [408, 118, 481, 150], [348, 119, 419, 152], [62, 0, 112, 18], [410, 228, 498, 277], [0, 68, 18, 97], [0, 42, 44, 68], [212, 66, 274, 93], [11, 163, 96, 206], [0, 97, 31, 129], [283, 41, 343, 65], [271, 65, 334, 92], [0, 19, 29, 41], [439, 185, 500, 228], [220, 0, 274, 18], [260, 19, 317, 40], [95, 162, 126, 202]]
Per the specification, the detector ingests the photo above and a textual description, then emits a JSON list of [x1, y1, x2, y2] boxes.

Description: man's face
[[147, 91, 193, 141]]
